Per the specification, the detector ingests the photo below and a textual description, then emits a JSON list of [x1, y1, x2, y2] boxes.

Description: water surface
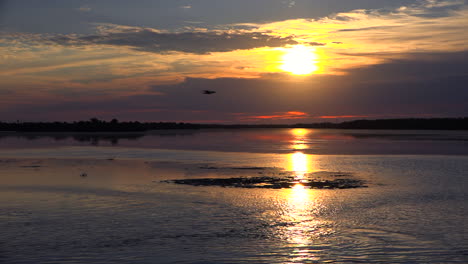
[[1, 128, 467, 154], [0, 129, 467, 263]]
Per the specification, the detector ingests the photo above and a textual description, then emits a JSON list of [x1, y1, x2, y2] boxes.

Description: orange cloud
[[240, 111, 308, 121], [286, 111, 307, 116]]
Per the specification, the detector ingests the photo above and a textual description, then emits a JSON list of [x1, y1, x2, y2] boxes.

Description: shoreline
[[1, 117, 468, 132]]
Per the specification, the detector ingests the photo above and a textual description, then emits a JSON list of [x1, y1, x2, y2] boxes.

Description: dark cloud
[[305, 41, 326, 46], [149, 77, 315, 113], [347, 51, 468, 82], [48, 29, 299, 54], [0, 0, 418, 34], [412, 2, 466, 18]]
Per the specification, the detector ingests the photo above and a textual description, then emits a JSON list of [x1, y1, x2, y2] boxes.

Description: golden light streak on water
[[289, 128, 311, 151]]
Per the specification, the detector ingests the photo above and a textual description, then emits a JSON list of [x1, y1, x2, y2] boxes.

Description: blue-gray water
[[0, 129, 467, 263]]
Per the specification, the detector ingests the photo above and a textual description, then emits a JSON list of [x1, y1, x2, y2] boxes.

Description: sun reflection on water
[[289, 128, 311, 151], [280, 129, 328, 263], [292, 128, 309, 137], [290, 152, 308, 179], [282, 178, 322, 263]]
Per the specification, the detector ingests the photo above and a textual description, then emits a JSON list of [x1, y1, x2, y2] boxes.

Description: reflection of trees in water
[[147, 130, 199, 137], [0, 118, 203, 132], [0, 130, 199, 146], [349, 133, 468, 141], [71, 134, 144, 146], [0, 133, 145, 146]]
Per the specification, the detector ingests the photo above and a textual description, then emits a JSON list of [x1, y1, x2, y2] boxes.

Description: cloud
[[180, 5, 192, 9], [239, 111, 309, 121], [46, 27, 299, 54], [406, 0, 465, 18], [4, 0, 467, 82], [242, 0, 468, 60], [334, 26, 397, 32]]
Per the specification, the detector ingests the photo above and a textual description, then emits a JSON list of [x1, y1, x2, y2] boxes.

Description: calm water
[[0, 129, 467, 263], [1, 128, 468, 155]]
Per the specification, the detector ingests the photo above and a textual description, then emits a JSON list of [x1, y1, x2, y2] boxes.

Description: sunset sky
[[1, 0, 467, 123]]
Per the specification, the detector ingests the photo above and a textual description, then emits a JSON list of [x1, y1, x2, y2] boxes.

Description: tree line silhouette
[[0, 117, 467, 132]]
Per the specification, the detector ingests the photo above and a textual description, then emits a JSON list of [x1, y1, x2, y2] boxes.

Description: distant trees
[[0, 117, 467, 132], [337, 118, 468, 130]]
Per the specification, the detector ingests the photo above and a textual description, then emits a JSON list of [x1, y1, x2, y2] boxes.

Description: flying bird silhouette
[[202, 90, 216, 95]]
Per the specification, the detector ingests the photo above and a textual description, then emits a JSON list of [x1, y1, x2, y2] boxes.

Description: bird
[[202, 90, 216, 95]]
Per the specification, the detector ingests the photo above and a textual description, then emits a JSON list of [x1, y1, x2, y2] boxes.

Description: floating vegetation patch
[[162, 175, 367, 189]]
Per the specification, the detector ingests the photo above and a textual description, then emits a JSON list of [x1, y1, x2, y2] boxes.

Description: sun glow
[[280, 45, 318, 75]]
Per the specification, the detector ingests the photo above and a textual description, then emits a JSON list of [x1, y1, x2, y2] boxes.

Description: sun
[[280, 45, 318, 75]]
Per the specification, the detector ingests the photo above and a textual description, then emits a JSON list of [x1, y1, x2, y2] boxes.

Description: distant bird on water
[[202, 90, 216, 95]]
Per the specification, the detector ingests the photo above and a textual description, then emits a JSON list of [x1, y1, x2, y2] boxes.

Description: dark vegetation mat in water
[[162, 176, 367, 189]]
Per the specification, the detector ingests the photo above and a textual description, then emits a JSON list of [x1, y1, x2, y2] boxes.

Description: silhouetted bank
[[1, 117, 467, 132]]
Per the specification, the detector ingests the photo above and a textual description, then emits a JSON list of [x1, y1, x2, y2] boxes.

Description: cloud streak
[[239, 111, 309, 121]]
